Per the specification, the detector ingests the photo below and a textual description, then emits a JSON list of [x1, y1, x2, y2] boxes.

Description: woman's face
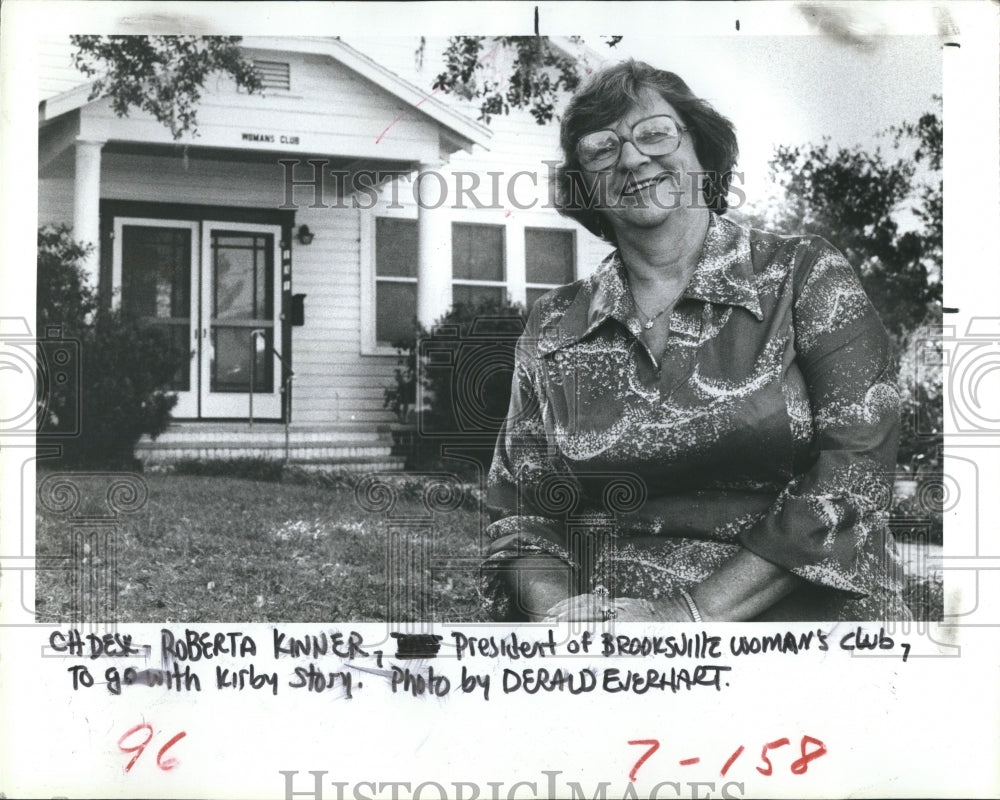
[[580, 88, 707, 235]]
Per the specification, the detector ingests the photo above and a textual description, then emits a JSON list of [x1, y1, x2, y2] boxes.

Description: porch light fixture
[[296, 224, 314, 245]]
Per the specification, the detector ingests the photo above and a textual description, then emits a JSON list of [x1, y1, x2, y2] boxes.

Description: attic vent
[[254, 60, 291, 91]]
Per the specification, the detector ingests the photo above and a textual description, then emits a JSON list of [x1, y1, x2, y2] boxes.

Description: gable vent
[[254, 60, 291, 91]]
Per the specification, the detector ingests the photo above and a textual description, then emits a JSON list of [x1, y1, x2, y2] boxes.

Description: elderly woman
[[484, 60, 910, 623]]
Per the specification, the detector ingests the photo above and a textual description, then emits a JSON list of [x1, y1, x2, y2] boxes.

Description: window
[[452, 222, 506, 307], [253, 60, 291, 91], [374, 217, 418, 346], [525, 227, 576, 308]]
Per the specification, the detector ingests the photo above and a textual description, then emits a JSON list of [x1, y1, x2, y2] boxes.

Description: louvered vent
[[254, 60, 291, 91]]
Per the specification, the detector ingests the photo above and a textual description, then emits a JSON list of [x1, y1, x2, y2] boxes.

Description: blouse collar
[[538, 214, 763, 355]]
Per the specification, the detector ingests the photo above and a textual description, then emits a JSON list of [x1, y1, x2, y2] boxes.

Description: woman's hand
[[543, 594, 693, 622]]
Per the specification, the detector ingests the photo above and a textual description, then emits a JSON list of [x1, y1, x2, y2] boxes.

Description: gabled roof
[[38, 35, 492, 150]]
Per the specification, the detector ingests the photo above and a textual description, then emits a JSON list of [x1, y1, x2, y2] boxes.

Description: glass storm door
[[199, 222, 283, 419], [112, 218, 283, 420], [113, 219, 200, 418]]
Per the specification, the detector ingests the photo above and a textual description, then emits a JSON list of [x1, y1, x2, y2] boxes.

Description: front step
[[135, 423, 407, 472]]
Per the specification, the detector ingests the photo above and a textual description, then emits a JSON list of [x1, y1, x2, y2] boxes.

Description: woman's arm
[[686, 549, 801, 621], [484, 311, 582, 621], [546, 553, 799, 622], [506, 555, 574, 622], [725, 240, 902, 614]]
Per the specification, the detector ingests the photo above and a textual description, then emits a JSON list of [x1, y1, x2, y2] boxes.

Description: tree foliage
[[37, 226, 185, 467], [385, 296, 528, 476], [433, 36, 584, 124], [37, 225, 96, 336], [757, 105, 942, 339], [747, 104, 943, 482], [70, 35, 262, 140]]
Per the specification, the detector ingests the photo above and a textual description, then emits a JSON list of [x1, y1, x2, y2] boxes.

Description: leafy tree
[[432, 36, 584, 125], [754, 105, 942, 338], [385, 296, 528, 476], [37, 225, 96, 336], [745, 105, 944, 519], [70, 35, 262, 140], [37, 226, 185, 467]]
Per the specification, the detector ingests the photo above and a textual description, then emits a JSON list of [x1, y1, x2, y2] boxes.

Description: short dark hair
[[554, 60, 739, 244]]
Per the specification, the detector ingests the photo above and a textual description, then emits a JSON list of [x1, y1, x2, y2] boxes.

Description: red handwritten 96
[[117, 723, 187, 773]]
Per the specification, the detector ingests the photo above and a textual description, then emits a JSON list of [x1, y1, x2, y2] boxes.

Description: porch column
[[415, 162, 451, 328], [73, 138, 105, 289]]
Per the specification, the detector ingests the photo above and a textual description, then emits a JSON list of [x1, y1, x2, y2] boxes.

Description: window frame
[[361, 205, 419, 356]]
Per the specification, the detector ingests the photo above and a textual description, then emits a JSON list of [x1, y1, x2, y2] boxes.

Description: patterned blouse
[[484, 214, 909, 621]]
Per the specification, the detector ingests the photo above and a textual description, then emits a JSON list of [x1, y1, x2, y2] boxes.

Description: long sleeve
[[484, 308, 583, 570], [739, 240, 901, 598]]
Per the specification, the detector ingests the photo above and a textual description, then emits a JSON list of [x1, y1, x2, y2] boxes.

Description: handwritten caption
[[51, 625, 911, 701]]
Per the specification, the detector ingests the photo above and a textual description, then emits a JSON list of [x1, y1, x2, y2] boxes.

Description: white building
[[37, 35, 610, 467]]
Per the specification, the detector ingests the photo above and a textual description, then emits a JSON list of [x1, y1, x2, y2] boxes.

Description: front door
[[113, 217, 284, 420]]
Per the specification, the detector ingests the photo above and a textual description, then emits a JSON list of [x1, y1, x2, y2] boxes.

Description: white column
[[415, 162, 451, 328], [73, 138, 105, 289], [506, 221, 528, 307]]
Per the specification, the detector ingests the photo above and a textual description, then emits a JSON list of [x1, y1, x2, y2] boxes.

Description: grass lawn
[[35, 471, 943, 623], [35, 472, 492, 623]]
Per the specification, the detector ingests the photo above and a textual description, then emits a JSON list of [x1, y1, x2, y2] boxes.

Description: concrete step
[[139, 426, 385, 445], [137, 442, 396, 463]]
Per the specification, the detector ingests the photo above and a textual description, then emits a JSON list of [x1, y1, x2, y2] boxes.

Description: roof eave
[[37, 36, 493, 153]]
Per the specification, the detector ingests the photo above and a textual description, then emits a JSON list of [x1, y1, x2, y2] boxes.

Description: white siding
[[39, 37, 84, 100]]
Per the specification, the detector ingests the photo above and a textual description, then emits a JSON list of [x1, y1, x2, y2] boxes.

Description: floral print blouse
[[484, 214, 909, 621]]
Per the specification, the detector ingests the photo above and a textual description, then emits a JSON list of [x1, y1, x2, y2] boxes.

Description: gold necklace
[[626, 277, 685, 330]]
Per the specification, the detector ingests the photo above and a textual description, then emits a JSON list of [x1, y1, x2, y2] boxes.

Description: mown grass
[[35, 472, 492, 623], [35, 470, 943, 623]]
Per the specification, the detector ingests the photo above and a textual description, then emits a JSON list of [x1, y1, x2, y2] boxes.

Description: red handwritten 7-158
[[628, 735, 827, 781]]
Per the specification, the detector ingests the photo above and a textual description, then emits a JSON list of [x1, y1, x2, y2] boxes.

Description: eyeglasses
[[576, 114, 688, 171]]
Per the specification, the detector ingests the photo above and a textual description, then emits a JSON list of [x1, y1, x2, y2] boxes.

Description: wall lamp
[[296, 224, 315, 245]]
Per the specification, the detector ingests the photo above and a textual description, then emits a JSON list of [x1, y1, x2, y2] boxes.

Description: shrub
[[173, 457, 285, 482], [903, 572, 943, 622], [385, 296, 527, 476], [37, 225, 186, 468]]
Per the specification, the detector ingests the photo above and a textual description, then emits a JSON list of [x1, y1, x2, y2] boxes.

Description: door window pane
[[121, 226, 191, 320], [452, 223, 504, 281], [120, 225, 192, 391], [211, 327, 273, 393], [210, 232, 274, 393], [525, 228, 575, 285], [212, 233, 273, 321]]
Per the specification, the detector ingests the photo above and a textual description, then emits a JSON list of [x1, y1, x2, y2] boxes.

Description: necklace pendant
[[644, 320, 654, 330]]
